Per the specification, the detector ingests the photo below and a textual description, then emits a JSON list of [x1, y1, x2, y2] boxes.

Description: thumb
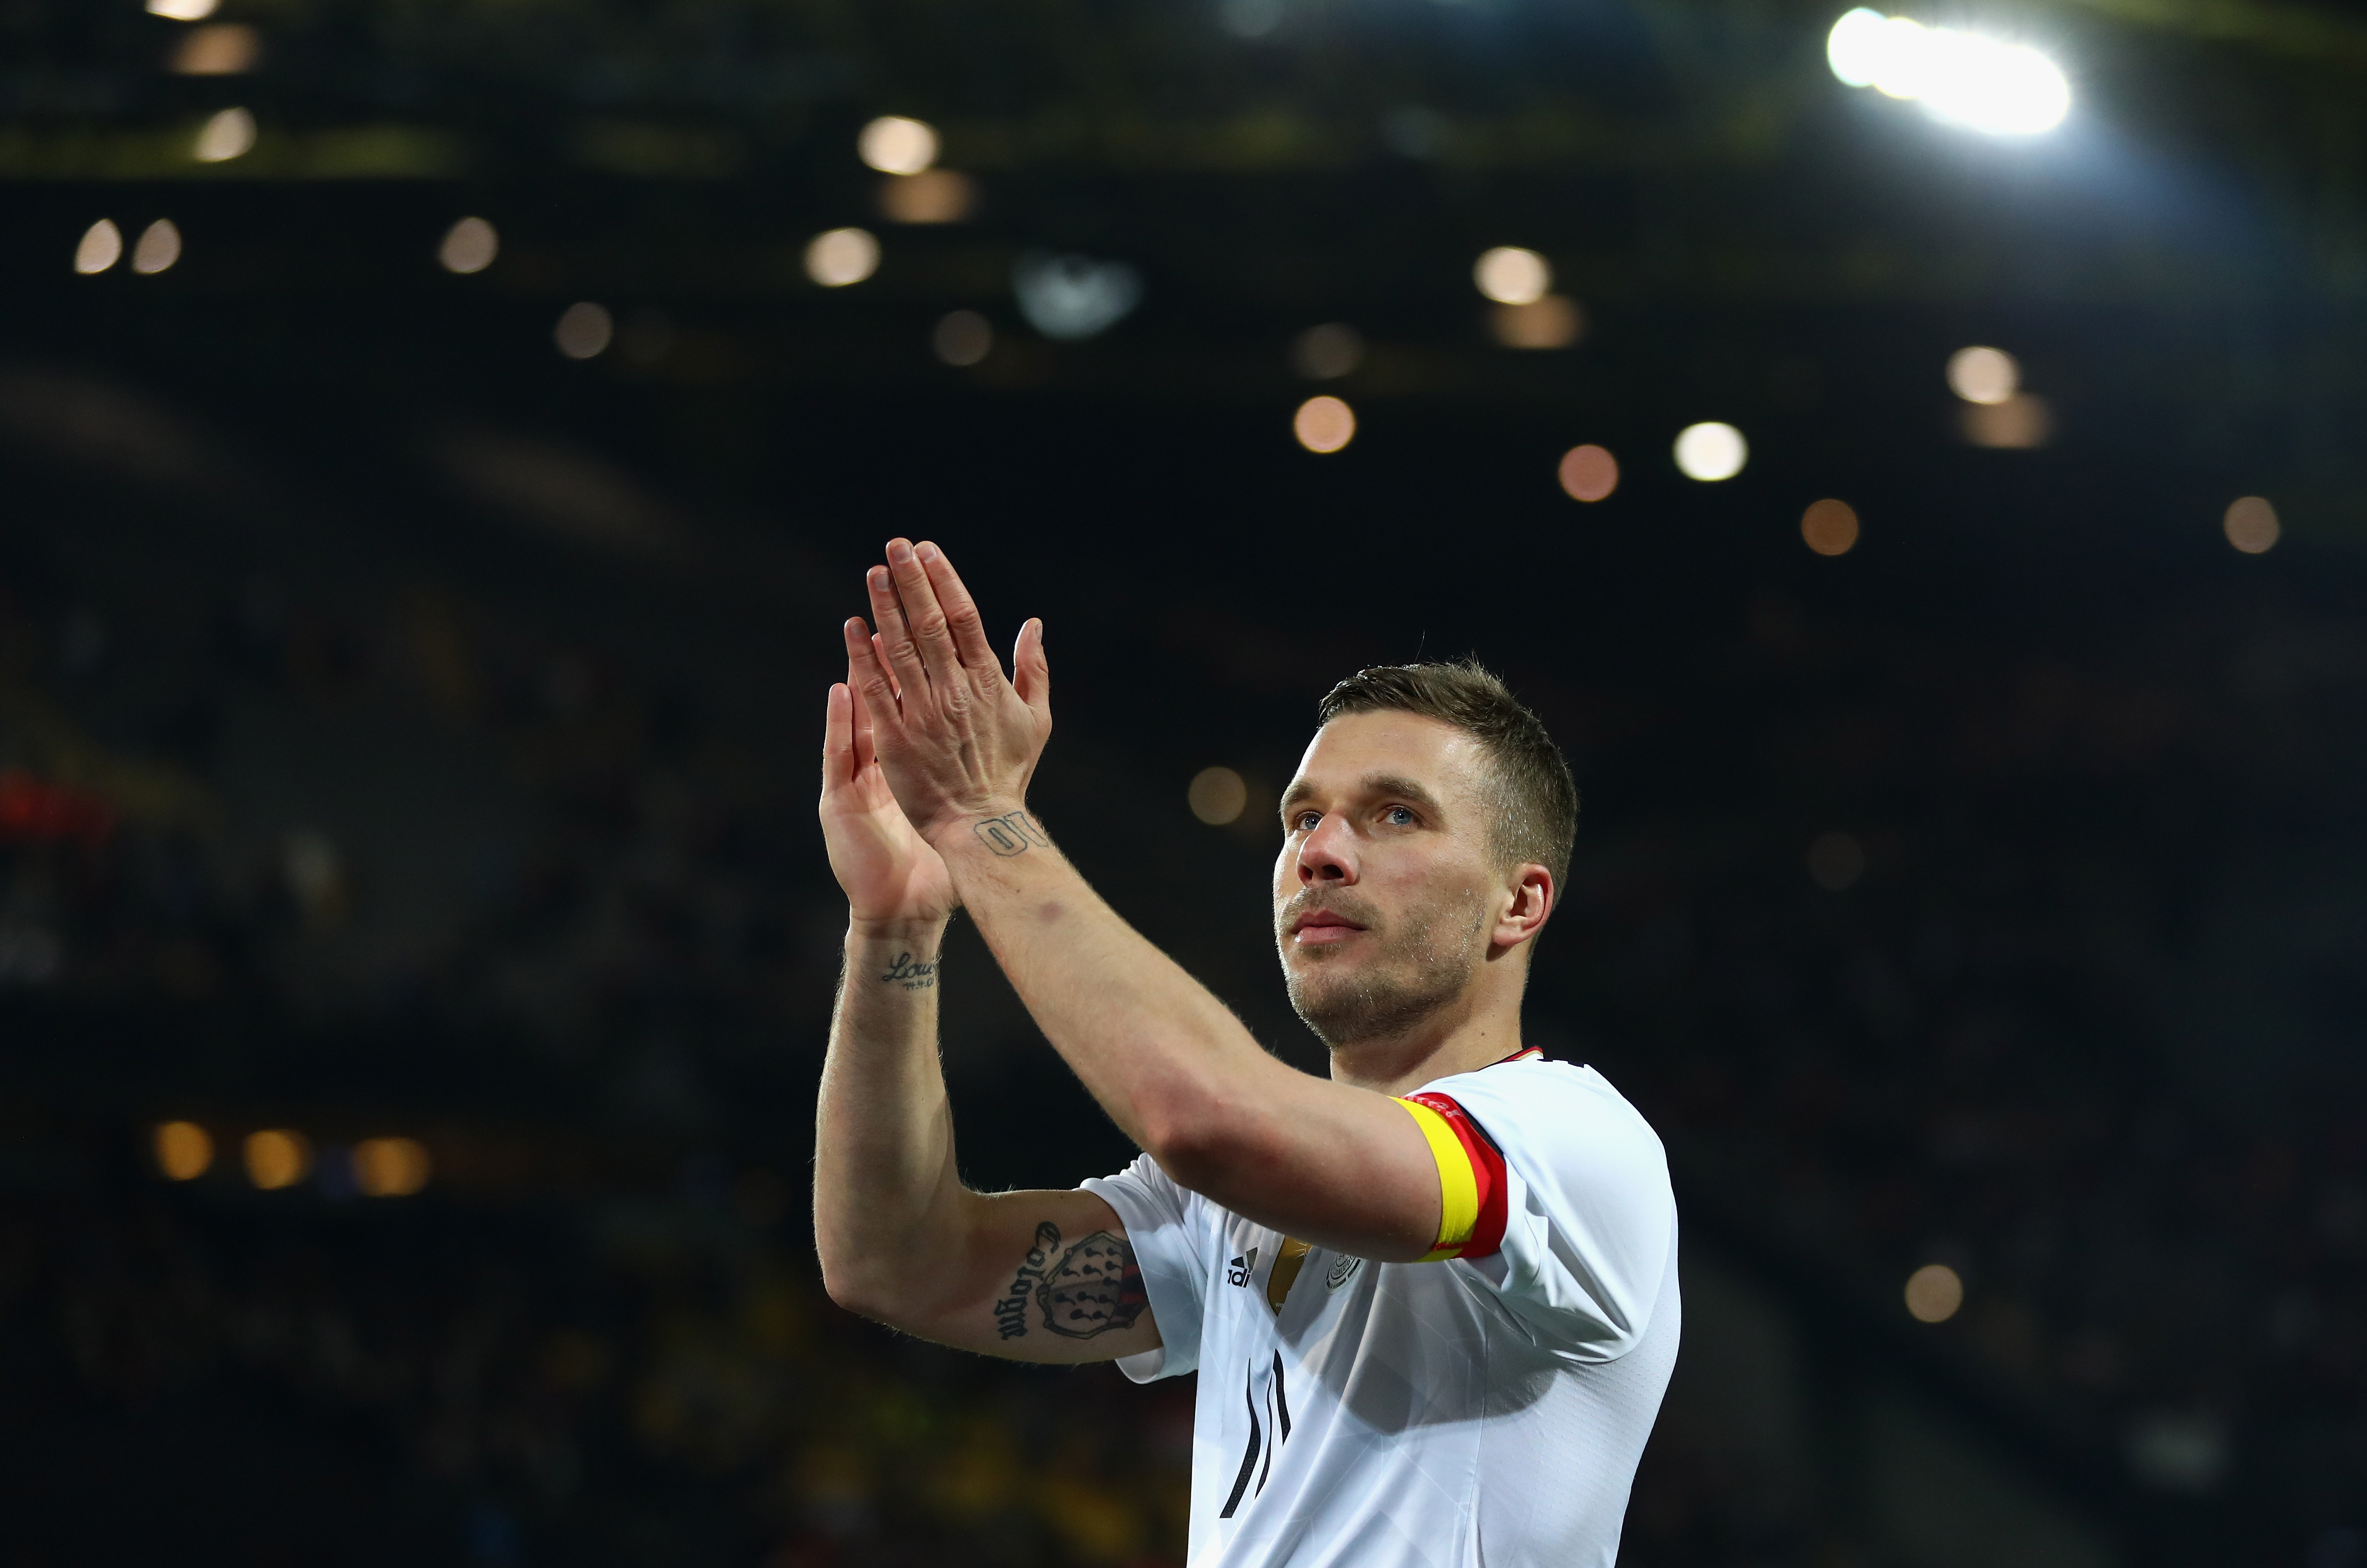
[[1012, 618, 1051, 720]]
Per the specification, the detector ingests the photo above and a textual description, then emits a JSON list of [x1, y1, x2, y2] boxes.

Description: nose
[[1295, 814, 1358, 886]]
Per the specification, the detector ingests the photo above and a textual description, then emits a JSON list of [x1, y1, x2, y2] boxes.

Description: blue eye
[[1385, 806, 1415, 825]]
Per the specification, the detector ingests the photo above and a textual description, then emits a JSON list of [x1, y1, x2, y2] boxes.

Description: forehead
[[1290, 711, 1485, 800]]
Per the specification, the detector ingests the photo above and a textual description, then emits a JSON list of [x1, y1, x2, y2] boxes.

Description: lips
[[1286, 904, 1370, 946]]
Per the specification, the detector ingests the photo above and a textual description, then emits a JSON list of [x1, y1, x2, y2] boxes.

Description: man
[[813, 538, 1677, 1567]]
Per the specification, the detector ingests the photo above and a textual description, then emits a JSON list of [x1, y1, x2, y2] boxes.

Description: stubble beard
[[1279, 887, 1490, 1049]]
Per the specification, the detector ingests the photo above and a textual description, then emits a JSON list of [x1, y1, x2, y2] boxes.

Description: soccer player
[[814, 538, 1678, 1567]]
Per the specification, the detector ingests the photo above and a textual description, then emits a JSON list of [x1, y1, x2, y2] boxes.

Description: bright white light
[[192, 106, 256, 163], [858, 116, 938, 176], [74, 219, 123, 275], [1826, 10, 2069, 136], [1474, 247, 1550, 306], [806, 227, 880, 287], [1947, 346, 2018, 404], [1674, 422, 1747, 482], [147, 0, 219, 18], [1826, 8, 1889, 86]]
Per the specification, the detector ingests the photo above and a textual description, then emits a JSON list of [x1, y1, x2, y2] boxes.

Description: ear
[[1491, 864, 1554, 952]]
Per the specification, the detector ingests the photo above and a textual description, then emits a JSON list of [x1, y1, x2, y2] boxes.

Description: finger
[[1013, 617, 1051, 722], [870, 634, 902, 704], [865, 564, 934, 706], [884, 537, 965, 695], [915, 541, 1001, 676], [824, 682, 854, 789], [844, 615, 905, 732], [846, 665, 877, 772]]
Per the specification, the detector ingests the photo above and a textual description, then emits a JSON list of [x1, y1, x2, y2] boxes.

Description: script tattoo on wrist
[[973, 810, 1047, 858], [879, 951, 939, 990], [995, 1222, 1061, 1340]]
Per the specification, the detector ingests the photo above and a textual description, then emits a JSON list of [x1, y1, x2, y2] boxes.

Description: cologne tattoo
[[995, 1222, 1061, 1340], [880, 951, 939, 990], [1037, 1231, 1148, 1339], [973, 811, 1046, 857]]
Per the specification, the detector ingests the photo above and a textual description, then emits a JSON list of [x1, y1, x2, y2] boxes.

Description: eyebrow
[[1279, 771, 1452, 823]]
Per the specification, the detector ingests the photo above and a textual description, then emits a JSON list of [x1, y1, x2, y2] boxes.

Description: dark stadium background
[[3, 1, 2366, 1565]]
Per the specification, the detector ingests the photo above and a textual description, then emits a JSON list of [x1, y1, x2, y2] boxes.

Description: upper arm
[[853, 1186, 1165, 1365], [1157, 1072, 1452, 1264]]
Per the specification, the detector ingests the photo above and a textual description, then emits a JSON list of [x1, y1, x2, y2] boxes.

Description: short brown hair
[[1315, 660, 1578, 890]]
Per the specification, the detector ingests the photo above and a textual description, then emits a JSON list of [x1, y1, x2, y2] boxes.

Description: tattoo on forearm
[[1040, 1230, 1148, 1339], [991, 1224, 1148, 1341], [973, 811, 1047, 858], [995, 1222, 1061, 1340], [879, 951, 939, 990]]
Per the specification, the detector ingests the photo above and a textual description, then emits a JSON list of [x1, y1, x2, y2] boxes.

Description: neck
[[1325, 995, 1527, 1097]]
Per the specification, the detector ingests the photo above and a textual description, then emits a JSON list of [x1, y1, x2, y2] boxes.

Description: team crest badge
[[1326, 1254, 1363, 1290]]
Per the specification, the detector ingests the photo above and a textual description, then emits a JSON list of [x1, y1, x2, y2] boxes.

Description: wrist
[[846, 914, 951, 947], [927, 800, 1044, 859]]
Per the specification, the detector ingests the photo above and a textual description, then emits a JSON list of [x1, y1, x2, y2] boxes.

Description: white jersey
[[1083, 1054, 1679, 1568]]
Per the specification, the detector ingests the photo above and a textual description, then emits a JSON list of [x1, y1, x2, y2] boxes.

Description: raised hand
[[820, 669, 957, 929], [844, 538, 1052, 848]]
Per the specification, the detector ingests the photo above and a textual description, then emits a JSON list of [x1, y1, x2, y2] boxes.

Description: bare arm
[[812, 681, 1159, 1361], [842, 542, 1449, 1264]]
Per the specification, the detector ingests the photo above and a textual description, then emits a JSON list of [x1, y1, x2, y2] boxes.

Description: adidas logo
[[1227, 1247, 1260, 1287]]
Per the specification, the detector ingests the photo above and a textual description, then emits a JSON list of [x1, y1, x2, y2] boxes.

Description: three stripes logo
[[1219, 1352, 1291, 1520]]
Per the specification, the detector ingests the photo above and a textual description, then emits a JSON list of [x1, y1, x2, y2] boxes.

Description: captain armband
[[1392, 1093, 1510, 1262]]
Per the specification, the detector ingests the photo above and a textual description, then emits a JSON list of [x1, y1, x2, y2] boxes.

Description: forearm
[[813, 917, 971, 1314], [938, 812, 1305, 1171]]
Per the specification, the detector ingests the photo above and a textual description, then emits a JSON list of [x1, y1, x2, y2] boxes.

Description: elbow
[[817, 1245, 901, 1324], [1139, 1090, 1251, 1194]]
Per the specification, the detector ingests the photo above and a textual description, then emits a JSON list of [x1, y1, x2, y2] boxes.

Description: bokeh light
[[192, 106, 256, 163], [438, 216, 499, 274], [880, 169, 975, 224], [146, 0, 218, 18], [1947, 346, 2019, 405], [933, 310, 994, 367], [132, 219, 181, 275], [172, 23, 259, 74], [244, 1129, 313, 1190], [1291, 323, 1364, 380], [2224, 496, 2280, 554], [1905, 1263, 1965, 1323], [154, 1120, 213, 1180], [353, 1137, 433, 1198], [1674, 422, 1747, 481], [1827, 9, 2070, 135], [1490, 296, 1583, 350], [74, 219, 123, 275], [1807, 830, 1865, 891], [1473, 247, 1550, 306], [1558, 445, 1618, 503], [554, 302, 613, 360], [1801, 499, 1860, 556], [1188, 766, 1249, 826], [806, 227, 880, 287], [1960, 394, 2051, 449], [1293, 395, 1356, 453], [858, 115, 940, 176]]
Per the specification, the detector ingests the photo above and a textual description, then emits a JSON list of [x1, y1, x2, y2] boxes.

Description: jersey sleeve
[[1081, 1153, 1212, 1383], [1398, 1064, 1677, 1363]]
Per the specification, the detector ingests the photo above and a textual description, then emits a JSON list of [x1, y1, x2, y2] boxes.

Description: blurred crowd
[[3, 522, 2365, 1560]]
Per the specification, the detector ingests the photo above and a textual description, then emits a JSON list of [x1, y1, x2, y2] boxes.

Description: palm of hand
[[822, 694, 957, 927]]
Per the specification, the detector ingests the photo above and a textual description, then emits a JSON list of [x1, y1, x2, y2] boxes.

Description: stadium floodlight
[[1826, 8, 2069, 136]]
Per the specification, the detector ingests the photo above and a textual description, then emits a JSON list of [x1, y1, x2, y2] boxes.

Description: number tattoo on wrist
[[972, 811, 1048, 858]]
